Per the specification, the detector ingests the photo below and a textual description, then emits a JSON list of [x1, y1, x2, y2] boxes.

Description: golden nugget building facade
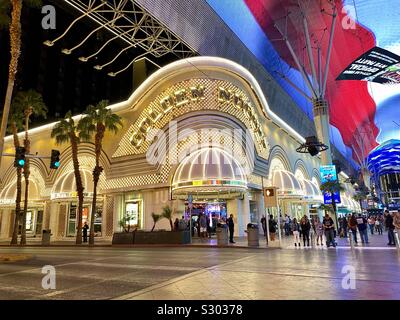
[[0, 57, 337, 240]]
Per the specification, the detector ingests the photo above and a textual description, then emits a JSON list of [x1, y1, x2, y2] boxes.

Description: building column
[[103, 195, 114, 237], [0, 209, 11, 239], [227, 194, 250, 237], [48, 202, 59, 238], [42, 201, 51, 231], [256, 191, 265, 235], [313, 98, 332, 165]]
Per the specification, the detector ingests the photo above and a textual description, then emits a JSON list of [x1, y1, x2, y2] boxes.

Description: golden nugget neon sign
[[130, 84, 266, 148]]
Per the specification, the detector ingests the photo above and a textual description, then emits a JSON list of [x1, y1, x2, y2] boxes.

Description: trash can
[[246, 223, 259, 247], [42, 229, 51, 246], [216, 224, 228, 246]]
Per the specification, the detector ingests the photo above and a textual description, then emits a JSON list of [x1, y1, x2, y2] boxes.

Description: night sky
[[0, 0, 180, 128]]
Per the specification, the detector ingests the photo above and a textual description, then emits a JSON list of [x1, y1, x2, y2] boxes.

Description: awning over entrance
[[0, 179, 41, 206], [272, 170, 304, 198], [300, 179, 323, 202], [51, 169, 98, 200], [172, 147, 247, 197]]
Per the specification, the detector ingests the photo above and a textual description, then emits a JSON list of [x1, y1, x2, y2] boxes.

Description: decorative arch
[[312, 168, 321, 186], [268, 145, 292, 177], [294, 159, 310, 180]]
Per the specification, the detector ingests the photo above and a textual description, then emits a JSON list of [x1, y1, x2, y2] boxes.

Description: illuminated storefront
[[0, 57, 332, 239]]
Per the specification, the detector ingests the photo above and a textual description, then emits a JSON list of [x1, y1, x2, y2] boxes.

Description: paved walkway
[[1, 230, 398, 250], [0, 246, 399, 300]]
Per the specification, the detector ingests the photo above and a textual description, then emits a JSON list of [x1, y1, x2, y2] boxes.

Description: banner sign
[[320, 165, 341, 204], [336, 46, 400, 84]]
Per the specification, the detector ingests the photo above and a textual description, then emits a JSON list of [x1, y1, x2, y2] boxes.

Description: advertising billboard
[[336, 46, 400, 84], [320, 165, 341, 204]]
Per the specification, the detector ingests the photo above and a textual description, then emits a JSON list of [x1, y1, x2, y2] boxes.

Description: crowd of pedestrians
[[263, 209, 400, 248]]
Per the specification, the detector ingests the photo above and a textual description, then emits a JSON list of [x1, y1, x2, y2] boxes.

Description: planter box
[[134, 230, 190, 244], [112, 232, 134, 244]]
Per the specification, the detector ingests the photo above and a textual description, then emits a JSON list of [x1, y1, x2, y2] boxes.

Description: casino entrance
[[171, 147, 251, 238]]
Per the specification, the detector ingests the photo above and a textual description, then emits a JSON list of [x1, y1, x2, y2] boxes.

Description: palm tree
[[0, 0, 42, 174], [79, 100, 122, 245], [161, 206, 174, 231], [320, 180, 345, 228], [51, 112, 86, 245], [11, 90, 47, 245], [6, 104, 24, 245], [151, 213, 162, 232], [353, 191, 367, 212]]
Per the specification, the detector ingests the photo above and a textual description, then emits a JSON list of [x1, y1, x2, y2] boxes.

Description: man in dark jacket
[[385, 210, 395, 246], [227, 214, 235, 243], [356, 214, 369, 244]]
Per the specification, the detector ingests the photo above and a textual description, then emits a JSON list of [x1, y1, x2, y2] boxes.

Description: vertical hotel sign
[[319, 165, 341, 204]]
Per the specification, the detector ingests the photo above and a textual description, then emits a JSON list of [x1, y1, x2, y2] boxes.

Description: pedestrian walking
[[368, 216, 375, 235], [314, 217, 324, 245], [82, 221, 89, 243], [348, 213, 358, 244], [300, 215, 311, 247], [384, 210, 395, 246], [268, 215, 277, 241], [227, 214, 235, 243], [356, 214, 369, 244], [323, 213, 336, 247], [261, 215, 267, 237], [291, 218, 300, 247]]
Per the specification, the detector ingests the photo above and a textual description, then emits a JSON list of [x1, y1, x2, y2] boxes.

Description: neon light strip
[[4, 57, 305, 145]]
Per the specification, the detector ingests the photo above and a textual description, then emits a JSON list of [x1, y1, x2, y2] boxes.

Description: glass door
[[67, 204, 77, 236], [35, 210, 43, 235], [67, 204, 91, 236]]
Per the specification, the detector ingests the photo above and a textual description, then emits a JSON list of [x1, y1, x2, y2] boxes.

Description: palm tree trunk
[[151, 224, 155, 232], [71, 135, 84, 244], [89, 175, 99, 245], [20, 115, 30, 245], [89, 126, 104, 245], [11, 167, 22, 245], [332, 200, 339, 230], [10, 122, 21, 245], [0, 0, 22, 171]]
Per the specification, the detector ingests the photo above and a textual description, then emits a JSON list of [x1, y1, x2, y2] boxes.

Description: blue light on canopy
[[367, 139, 400, 175]]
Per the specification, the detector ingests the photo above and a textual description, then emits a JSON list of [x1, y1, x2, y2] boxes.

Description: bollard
[[349, 230, 354, 250], [395, 231, 400, 251], [310, 232, 315, 248]]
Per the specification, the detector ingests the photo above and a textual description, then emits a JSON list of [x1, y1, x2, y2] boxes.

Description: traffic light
[[14, 146, 26, 168], [50, 149, 60, 169]]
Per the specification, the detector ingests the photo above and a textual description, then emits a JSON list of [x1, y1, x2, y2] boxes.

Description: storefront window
[[94, 206, 102, 235], [125, 201, 140, 226], [26, 211, 33, 232]]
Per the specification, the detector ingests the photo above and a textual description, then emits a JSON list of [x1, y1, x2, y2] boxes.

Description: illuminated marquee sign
[[130, 84, 267, 149], [51, 192, 94, 200]]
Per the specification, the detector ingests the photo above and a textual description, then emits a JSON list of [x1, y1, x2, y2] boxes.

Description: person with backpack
[[348, 213, 358, 244], [268, 215, 277, 241]]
